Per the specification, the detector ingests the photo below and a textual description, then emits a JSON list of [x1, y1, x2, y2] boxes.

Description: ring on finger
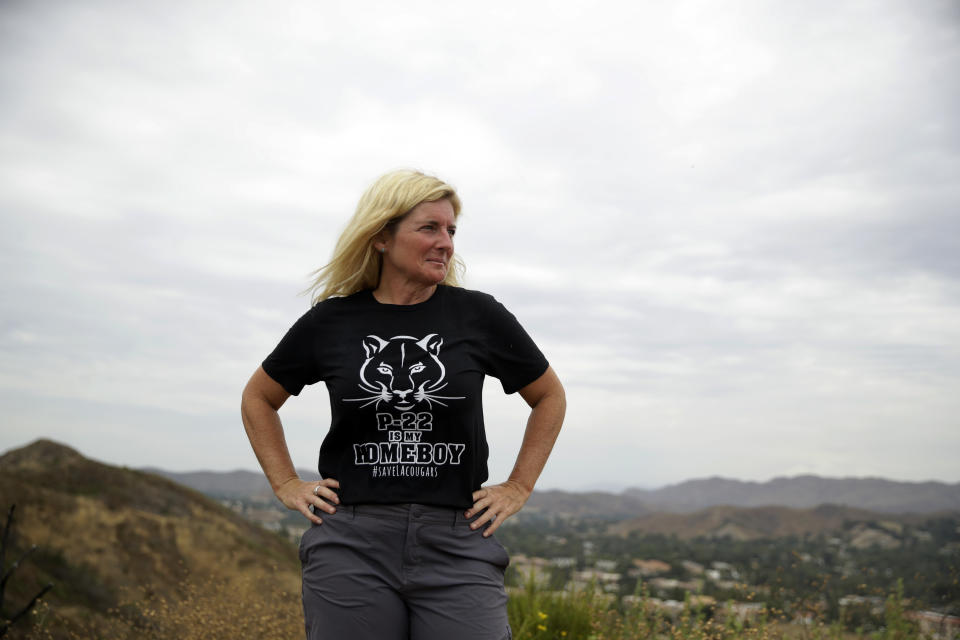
[[313, 484, 321, 496]]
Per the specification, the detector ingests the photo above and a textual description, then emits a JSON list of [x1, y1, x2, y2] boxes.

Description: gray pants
[[299, 503, 512, 640]]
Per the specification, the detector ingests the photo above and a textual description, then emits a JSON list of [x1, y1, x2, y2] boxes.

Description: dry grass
[[19, 568, 303, 640], [1, 440, 301, 639]]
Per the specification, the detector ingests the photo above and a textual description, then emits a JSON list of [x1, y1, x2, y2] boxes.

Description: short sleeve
[[261, 308, 322, 396], [480, 296, 549, 394]]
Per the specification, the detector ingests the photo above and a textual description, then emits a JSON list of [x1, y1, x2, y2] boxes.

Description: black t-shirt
[[262, 285, 548, 509]]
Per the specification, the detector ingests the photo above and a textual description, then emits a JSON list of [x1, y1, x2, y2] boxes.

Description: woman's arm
[[465, 365, 566, 536], [241, 366, 340, 524]]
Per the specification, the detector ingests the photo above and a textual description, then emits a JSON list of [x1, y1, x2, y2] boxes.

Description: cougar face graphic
[[344, 334, 464, 411]]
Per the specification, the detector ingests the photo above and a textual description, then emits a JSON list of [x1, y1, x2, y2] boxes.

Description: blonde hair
[[306, 169, 464, 304]]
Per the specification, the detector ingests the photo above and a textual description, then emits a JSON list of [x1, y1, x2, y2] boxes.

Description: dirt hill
[[606, 503, 943, 541], [0, 439, 303, 639]]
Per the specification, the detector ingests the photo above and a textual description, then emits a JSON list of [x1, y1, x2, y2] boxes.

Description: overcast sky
[[2, 0, 958, 490]]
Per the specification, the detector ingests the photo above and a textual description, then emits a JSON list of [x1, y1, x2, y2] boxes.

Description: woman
[[241, 169, 565, 640]]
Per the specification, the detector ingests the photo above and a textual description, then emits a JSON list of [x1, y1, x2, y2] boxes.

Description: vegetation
[[4, 441, 958, 638], [498, 513, 960, 636], [0, 441, 302, 639], [14, 571, 939, 640], [20, 570, 302, 640], [1, 505, 53, 638], [506, 575, 938, 640]]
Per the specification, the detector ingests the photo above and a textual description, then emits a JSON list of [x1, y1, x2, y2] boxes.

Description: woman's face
[[379, 199, 457, 289]]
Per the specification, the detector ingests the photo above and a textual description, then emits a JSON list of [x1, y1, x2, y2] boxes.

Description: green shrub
[[507, 576, 930, 640]]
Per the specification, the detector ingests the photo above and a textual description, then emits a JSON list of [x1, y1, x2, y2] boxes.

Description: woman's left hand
[[465, 480, 531, 537]]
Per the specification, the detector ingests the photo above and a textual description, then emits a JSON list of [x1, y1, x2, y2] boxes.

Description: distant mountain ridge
[[143, 466, 960, 515], [622, 475, 960, 514], [141, 467, 320, 499]]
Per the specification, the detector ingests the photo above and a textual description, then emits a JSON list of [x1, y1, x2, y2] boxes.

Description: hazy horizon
[[5, 437, 959, 493]]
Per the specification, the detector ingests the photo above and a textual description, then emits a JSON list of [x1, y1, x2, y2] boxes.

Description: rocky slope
[[0, 439, 303, 639]]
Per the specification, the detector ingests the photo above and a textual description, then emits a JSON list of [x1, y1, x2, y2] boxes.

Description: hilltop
[[0, 439, 303, 639]]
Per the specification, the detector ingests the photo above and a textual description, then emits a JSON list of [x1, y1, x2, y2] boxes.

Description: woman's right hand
[[275, 477, 341, 525]]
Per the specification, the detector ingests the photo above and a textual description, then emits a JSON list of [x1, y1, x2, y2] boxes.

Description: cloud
[[1, 0, 958, 488]]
